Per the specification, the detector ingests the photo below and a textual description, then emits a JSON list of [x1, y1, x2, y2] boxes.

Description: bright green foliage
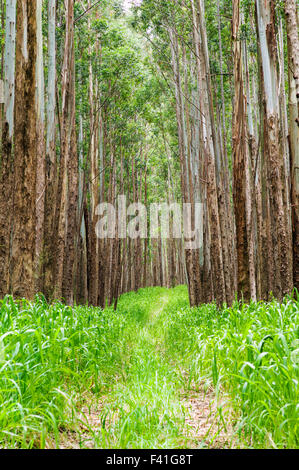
[[0, 295, 132, 447], [0, 289, 185, 448], [0, 288, 298, 448], [71, 3, 181, 208], [164, 290, 299, 449]]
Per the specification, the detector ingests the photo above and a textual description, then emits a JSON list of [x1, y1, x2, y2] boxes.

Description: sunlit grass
[[0, 286, 298, 448], [163, 287, 299, 448]]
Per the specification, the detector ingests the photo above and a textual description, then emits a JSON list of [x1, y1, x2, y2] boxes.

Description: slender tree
[[0, 0, 16, 297], [11, 0, 38, 298]]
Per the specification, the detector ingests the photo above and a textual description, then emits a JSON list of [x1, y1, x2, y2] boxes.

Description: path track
[[54, 290, 236, 449]]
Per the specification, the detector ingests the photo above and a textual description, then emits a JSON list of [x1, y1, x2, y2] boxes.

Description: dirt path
[[146, 292, 237, 448], [51, 291, 237, 449]]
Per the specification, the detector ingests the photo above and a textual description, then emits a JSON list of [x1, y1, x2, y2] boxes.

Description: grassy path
[[1, 286, 297, 448], [59, 288, 232, 449]]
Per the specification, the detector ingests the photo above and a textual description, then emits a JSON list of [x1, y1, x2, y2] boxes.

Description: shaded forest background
[[0, 0, 298, 308]]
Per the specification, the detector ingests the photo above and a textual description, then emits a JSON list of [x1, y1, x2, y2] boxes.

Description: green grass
[[0, 286, 298, 448], [162, 287, 299, 448]]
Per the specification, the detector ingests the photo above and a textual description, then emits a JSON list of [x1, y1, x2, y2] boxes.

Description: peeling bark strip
[[256, 0, 293, 299], [11, 0, 37, 298], [0, 0, 16, 298]]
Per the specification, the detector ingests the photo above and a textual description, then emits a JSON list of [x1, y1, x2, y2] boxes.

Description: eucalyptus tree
[[43, 0, 57, 298], [52, 0, 78, 304], [35, 0, 45, 291], [285, 0, 299, 290], [255, 0, 293, 299], [0, 0, 297, 307], [0, 0, 16, 298], [232, 0, 255, 302], [11, 0, 38, 298]]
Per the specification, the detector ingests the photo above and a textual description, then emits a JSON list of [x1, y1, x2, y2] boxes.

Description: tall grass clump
[[163, 289, 299, 448], [0, 287, 175, 448], [0, 285, 298, 449], [90, 287, 187, 449], [0, 293, 144, 448]]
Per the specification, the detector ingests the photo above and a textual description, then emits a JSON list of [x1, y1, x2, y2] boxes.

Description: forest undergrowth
[[0, 286, 298, 449]]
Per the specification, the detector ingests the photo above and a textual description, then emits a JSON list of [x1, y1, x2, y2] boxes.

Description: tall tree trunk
[[232, 0, 251, 302], [285, 0, 299, 117], [196, 0, 226, 305], [87, 1, 99, 306], [53, 0, 75, 301], [35, 0, 45, 292], [0, 0, 16, 297], [43, 0, 57, 299], [11, 0, 37, 298], [256, 0, 293, 298], [285, 0, 299, 291], [62, 1, 78, 304]]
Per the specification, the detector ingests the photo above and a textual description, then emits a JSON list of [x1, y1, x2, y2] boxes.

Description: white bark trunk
[[46, 0, 56, 156], [4, 0, 16, 137], [255, 0, 278, 115]]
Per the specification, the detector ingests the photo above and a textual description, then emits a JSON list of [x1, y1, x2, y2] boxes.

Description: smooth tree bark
[[0, 0, 16, 297], [168, 25, 194, 303], [285, 0, 299, 118], [43, 0, 57, 299]]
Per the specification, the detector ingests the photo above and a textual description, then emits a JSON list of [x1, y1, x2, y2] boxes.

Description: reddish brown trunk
[[11, 0, 37, 299], [232, 0, 251, 302]]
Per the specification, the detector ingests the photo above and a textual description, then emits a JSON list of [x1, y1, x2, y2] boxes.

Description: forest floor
[[53, 290, 239, 449], [1, 286, 297, 449]]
